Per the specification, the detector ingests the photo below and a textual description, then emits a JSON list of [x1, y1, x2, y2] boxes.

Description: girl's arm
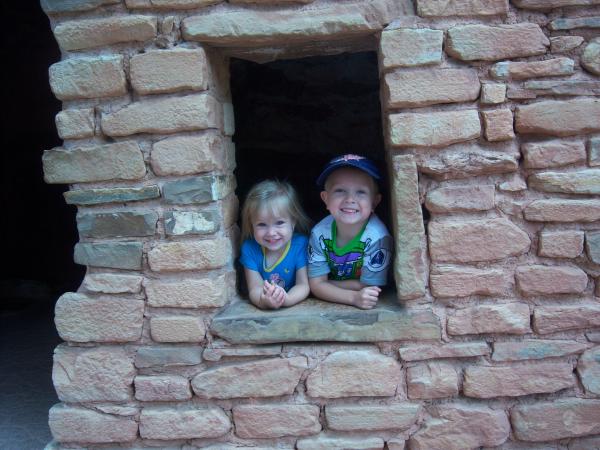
[[282, 266, 310, 307], [244, 268, 283, 309]]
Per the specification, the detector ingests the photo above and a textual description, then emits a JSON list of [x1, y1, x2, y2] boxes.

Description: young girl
[[240, 180, 311, 310]]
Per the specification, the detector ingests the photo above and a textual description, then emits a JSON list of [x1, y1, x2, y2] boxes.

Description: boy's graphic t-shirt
[[307, 215, 392, 285], [240, 234, 308, 291]]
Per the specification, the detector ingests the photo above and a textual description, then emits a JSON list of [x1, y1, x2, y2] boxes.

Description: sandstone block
[[43, 141, 146, 184], [101, 93, 221, 137], [513, 0, 600, 9], [55, 108, 94, 139], [516, 265, 588, 296], [77, 211, 158, 238], [41, 0, 120, 13], [521, 79, 600, 97], [192, 356, 306, 399], [134, 375, 191, 401], [145, 275, 228, 308], [297, 436, 384, 450], [55, 293, 144, 343], [379, 28, 443, 69], [130, 48, 208, 95], [64, 186, 160, 205], [446, 23, 548, 61], [577, 347, 600, 395], [83, 273, 143, 294], [139, 407, 230, 439], [511, 399, 600, 441], [419, 148, 518, 180], [492, 339, 589, 361], [388, 109, 480, 148], [384, 69, 480, 108], [74, 241, 143, 270], [53, 15, 157, 51], [49, 404, 138, 443], [448, 303, 530, 335], [538, 230, 584, 258], [53, 345, 135, 402], [497, 174, 527, 192], [151, 133, 228, 176], [570, 437, 600, 450], [516, 99, 600, 137], [126, 0, 221, 8], [529, 169, 600, 195], [463, 362, 574, 398], [428, 218, 530, 263], [233, 404, 321, 438], [590, 136, 600, 166], [400, 342, 490, 361], [481, 83, 506, 104], [409, 404, 510, 450], [490, 57, 574, 80], [416, 0, 508, 16], [135, 345, 203, 368], [482, 109, 515, 141], [326, 403, 420, 431], [430, 266, 510, 298], [150, 316, 205, 342], [550, 35, 585, 53], [522, 140, 586, 169], [162, 174, 234, 204], [524, 199, 600, 222], [306, 350, 401, 398], [549, 17, 600, 31], [407, 362, 459, 399], [148, 238, 231, 272], [533, 304, 600, 334], [164, 210, 219, 236], [582, 38, 600, 75], [586, 230, 600, 264], [202, 340, 281, 362], [425, 185, 495, 214]]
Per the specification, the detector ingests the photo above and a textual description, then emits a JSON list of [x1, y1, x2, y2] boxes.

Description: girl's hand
[[352, 286, 381, 310], [261, 280, 286, 309]]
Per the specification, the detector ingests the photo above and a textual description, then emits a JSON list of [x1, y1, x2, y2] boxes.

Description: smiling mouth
[[340, 208, 358, 214]]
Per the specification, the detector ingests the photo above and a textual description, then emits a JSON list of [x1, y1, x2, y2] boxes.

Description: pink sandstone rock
[[297, 435, 384, 450], [425, 185, 495, 213], [150, 316, 206, 343], [550, 35, 585, 53], [233, 404, 321, 438], [306, 350, 401, 398], [582, 38, 600, 75], [416, 0, 508, 16], [577, 347, 600, 395], [515, 98, 600, 137], [521, 140, 586, 169], [524, 199, 600, 222], [191, 356, 307, 398], [482, 109, 515, 141], [533, 304, 600, 334], [147, 238, 231, 271], [490, 57, 574, 80], [134, 375, 192, 401], [538, 230, 584, 258], [82, 273, 143, 294], [492, 339, 590, 361], [407, 362, 459, 399], [447, 303, 531, 335], [144, 275, 229, 308], [430, 266, 510, 298], [419, 148, 518, 180], [463, 362, 574, 398], [399, 342, 490, 361], [139, 406, 230, 439], [379, 28, 443, 69], [481, 83, 507, 104], [55, 108, 95, 139], [126, 0, 223, 8], [528, 169, 600, 195], [515, 265, 588, 296], [570, 436, 600, 450], [513, 0, 600, 9], [151, 133, 228, 176], [325, 403, 420, 431]]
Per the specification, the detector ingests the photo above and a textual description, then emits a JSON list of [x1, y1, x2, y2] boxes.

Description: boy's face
[[320, 167, 381, 228]]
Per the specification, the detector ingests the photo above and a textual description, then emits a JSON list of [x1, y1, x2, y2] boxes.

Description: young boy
[[308, 154, 392, 309]]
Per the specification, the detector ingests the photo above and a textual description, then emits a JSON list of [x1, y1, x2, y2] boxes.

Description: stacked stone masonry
[[40, 0, 599, 448]]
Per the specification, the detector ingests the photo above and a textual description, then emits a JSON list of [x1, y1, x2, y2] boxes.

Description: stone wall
[[41, 0, 600, 448]]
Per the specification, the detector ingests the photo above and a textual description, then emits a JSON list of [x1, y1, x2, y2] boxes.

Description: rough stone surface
[[409, 404, 510, 450], [419, 148, 518, 180], [407, 362, 459, 399], [430, 266, 510, 298], [379, 28, 443, 69], [482, 109, 515, 141], [428, 218, 530, 263], [388, 109, 480, 148], [297, 436, 385, 450], [191, 356, 307, 399], [513, 0, 600, 9], [446, 23, 548, 61], [384, 69, 480, 108], [147, 238, 231, 272], [529, 169, 600, 195], [150, 316, 206, 342], [162, 175, 234, 205], [326, 403, 420, 431], [490, 57, 574, 80], [134, 375, 192, 401], [306, 350, 401, 398], [53, 15, 157, 51], [590, 136, 600, 166], [77, 211, 158, 238], [524, 199, 600, 222], [538, 230, 585, 258], [139, 407, 230, 439], [511, 399, 600, 441], [41, 0, 120, 13], [55, 293, 144, 343], [463, 363, 574, 398], [521, 79, 600, 97], [516, 99, 600, 137], [145, 275, 228, 308], [130, 48, 208, 94], [577, 347, 600, 395], [83, 273, 143, 294], [233, 404, 321, 438], [74, 241, 143, 270], [48, 404, 138, 444], [582, 38, 600, 75], [64, 186, 160, 205], [425, 185, 495, 213], [101, 93, 220, 137], [551, 35, 585, 52], [202, 341, 282, 362], [53, 345, 135, 402], [43, 141, 146, 184], [400, 342, 490, 361], [55, 108, 94, 139], [164, 210, 219, 236], [549, 17, 600, 31], [135, 345, 203, 368], [516, 265, 588, 296], [570, 436, 600, 450], [492, 339, 590, 361], [416, 0, 508, 16], [481, 83, 507, 104], [447, 303, 531, 335], [522, 140, 586, 169], [391, 155, 427, 300], [586, 230, 600, 264], [533, 304, 600, 334], [126, 0, 221, 8]]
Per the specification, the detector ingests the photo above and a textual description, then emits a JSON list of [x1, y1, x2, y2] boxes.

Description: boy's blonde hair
[[240, 180, 311, 241]]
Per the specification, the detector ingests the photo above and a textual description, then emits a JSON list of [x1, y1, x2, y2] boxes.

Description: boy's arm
[[309, 275, 380, 309], [283, 267, 310, 307]]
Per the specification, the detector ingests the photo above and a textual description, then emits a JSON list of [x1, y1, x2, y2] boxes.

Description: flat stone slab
[[211, 295, 441, 344]]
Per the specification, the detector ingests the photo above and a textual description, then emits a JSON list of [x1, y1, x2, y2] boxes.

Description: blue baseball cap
[[316, 154, 381, 188]]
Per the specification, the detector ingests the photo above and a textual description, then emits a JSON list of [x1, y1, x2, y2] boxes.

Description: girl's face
[[252, 207, 294, 254]]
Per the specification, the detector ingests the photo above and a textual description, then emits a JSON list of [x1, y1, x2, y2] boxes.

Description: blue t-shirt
[[240, 234, 308, 291]]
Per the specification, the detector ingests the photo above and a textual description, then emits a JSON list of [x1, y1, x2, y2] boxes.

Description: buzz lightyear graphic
[[320, 235, 369, 280]]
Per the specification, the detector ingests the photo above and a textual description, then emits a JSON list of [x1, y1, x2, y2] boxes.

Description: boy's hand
[[352, 286, 381, 309], [260, 280, 286, 309]]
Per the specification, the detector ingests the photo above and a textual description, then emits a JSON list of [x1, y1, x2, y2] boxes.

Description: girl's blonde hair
[[240, 180, 311, 241]]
